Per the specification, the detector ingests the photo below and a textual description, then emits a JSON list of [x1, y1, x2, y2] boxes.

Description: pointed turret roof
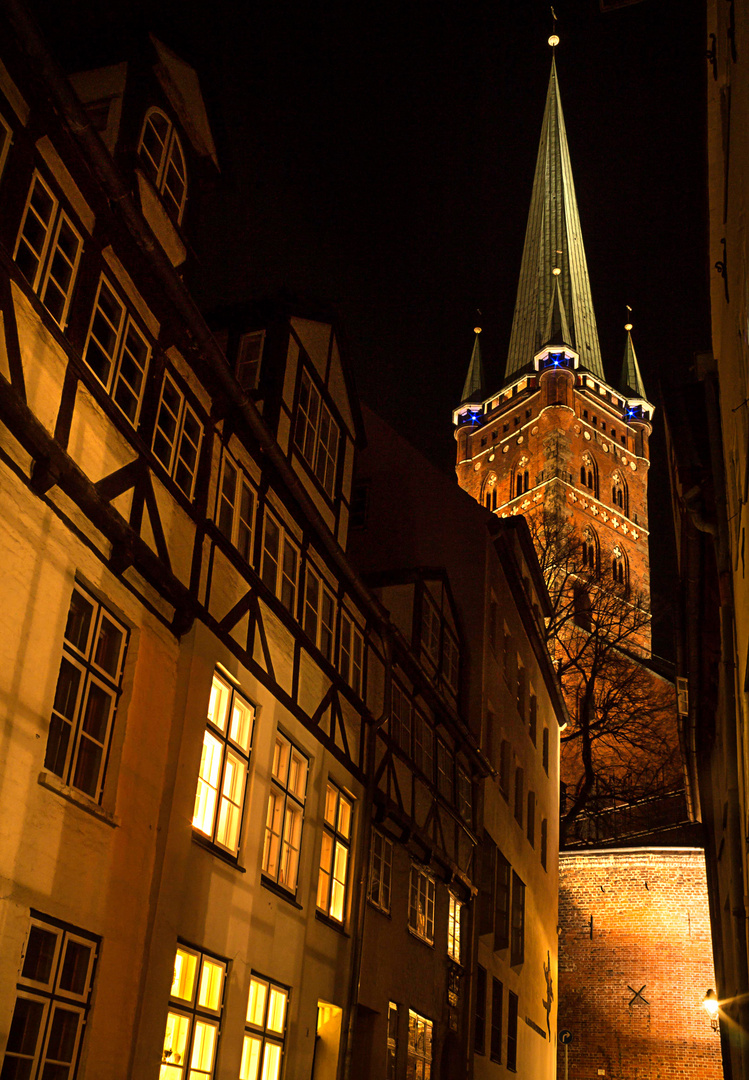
[[620, 325, 647, 400], [460, 329, 485, 403], [505, 56, 604, 383]]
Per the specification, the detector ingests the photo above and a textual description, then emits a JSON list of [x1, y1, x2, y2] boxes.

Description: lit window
[[303, 565, 336, 662], [138, 107, 187, 224], [436, 740, 454, 803], [235, 330, 265, 393], [507, 991, 518, 1071], [421, 593, 440, 667], [294, 368, 339, 498], [541, 818, 548, 871], [386, 1002, 398, 1080], [152, 372, 203, 500], [457, 768, 472, 826], [510, 873, 525, 965], [368, 830, 393, 913], [0, 915, 98, 1080], [339, 611, 364, 696], [262, 734, 308, 893], [407, 1010, 432, 1079], [14, 171, 83, 329], [45, 583, 128, 801], [408, 866, 435, 944], [490, 978, 503, 1063], [0, 111, 12, 181], [193, 672, 255, 856], [391, 683, 412, 755], [447, 895, 462, 963], [161, 944, 226, 1079], [241, 976, 288, 1080], [261, 511, 300, 615], [316, 781, 353, 923], [216, 452, 256, 564], [413, 710, 434, 779], [83, 276, 150, 426]]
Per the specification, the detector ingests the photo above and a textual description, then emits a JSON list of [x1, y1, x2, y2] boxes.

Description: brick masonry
[[557, 849, 723, 1080]]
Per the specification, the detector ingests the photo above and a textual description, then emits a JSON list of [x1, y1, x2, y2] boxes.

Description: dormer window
[[294, 368, 339, 499], [138, 107, 187, 225], [236, 330, 265, 393]]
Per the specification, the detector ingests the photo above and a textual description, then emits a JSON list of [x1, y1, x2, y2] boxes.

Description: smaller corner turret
[[619, 323, 654, 459]]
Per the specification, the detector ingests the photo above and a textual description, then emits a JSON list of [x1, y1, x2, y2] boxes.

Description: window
[[514, 767, 524, 826], [494, 853, 511, 951], [391, 684, 412, 755], [82, 276, 151, 425], [541, 818, 548, 871], [294, 368, 339, 498], [499, 740, 511, 798], [236, 330, 265, 393], [261, 512, 300, 615], [1, 914, 98, 1080], [193, 672, 255, 856], [262, 734, 308, 893], [529, 692, 537, 745], [386, 1002, 398, 1080], [447, 895, 462, 963], [152, 373, 203, 500], [413, 710, 434, 779], [241, 976, 288, 1080], [612, 545, 627, 588], [510, 873, 525, 965], [138, 107, 187, 224], [516, 663, 526, 720], [611, 471, 628, 515], [527, 791, 535, 847], [0, 111, 11, 181], [317, 781, 353, 923], [14, 171, 83, 328], [216, 453, 256, 564], [490, 979, 503, 1063], [474, 965, 486, 1054], [408, 866, 435, 944], [457, 768, 472, 826], [45, 583, 128, 801], [161, 944, 226, 1079], [368, 830, 393, 913], [443, 627, 459, 692], [339, 612, 364, 695], [303, 566, 336, 662], [436, 740, 454, 803], [580, 453, 597, 497], [507, 991, 518, 1072], [407, 1011, 432, 1079], [502, 625, 512, 679], [542, 727, 550, 774], [581, 528, 599, 573], [421, 592, 440, 667]]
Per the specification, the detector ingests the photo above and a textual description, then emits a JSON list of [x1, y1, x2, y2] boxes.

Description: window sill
[[192, 832, 246, 872], [315, 910, 349, 936], [407, 927, 435, 948], [37, 771, 118, 827], [366, 899, 392, 918], [261, 875, 303, 910]]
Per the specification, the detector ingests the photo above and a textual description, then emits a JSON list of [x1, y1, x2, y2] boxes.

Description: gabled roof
[[505, 56, 604, 382], [619, 326, 648, 400], [150, 34, 219, 169], [460, 329, 485, 403]]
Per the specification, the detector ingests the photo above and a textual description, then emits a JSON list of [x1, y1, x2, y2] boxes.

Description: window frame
[[507, 990, 519, 1072], [408, 865, 436, 945], [161, 943, 227, 1080], [192, 671, 255, 858], [82, 274, 151, 427], [514, 766, 524, 826], [494, 852, 511, 952], [413, 709, 434, 780], [235, 329, 265, 393], [457, 767, 472, 827], [216, 451, 257, 565], [527, 790, 535, 848], [490, 978, 503, 1064], [391, 682, 412, 756], [474, 964, 487, 1054], [541, 818, 548, 871], [261, 733, 309, 895], [510, 872, 525, 966], [542, 727, 550, 774], [407, 1010, 432, 1079], [152, 371, 203, 501], [303, 563, 336, 663], [447, 894, 462, 964], [368, 829, 393, 914], [137, 106, 188, 225], [260, 509, 300, 616], [241, 973, 289, 1080], [339, 610, 364, 696], [436, 739, 455, 803], [293, 366, 340, 499], [386, 1002, 398, 1080], [316, 780, 354, 924]]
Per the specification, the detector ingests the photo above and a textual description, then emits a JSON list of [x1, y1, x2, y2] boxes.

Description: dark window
[[235, 330, 265, 392], [490, 979, 503, 1063], [511, 873, 525, 965], [507, 991, 518, 1071], [542, 728, 550, 774], [516, 666, 526, 721], [499, 740, 511, 798], [541, 818, 548, 871], [527, 791, 535, 847], [474, 965, 486, 1054], [529, 693, 537, 745], [494, 853, 511, 951], [514, 767, 524, 826]]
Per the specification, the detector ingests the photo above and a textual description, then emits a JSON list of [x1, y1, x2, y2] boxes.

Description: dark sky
[[30, 0, 709, 654]]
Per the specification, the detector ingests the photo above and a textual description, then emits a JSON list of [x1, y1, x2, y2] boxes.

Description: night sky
[[29, 0, 709, 655]]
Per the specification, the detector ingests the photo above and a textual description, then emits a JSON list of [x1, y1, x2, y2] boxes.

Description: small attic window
[[236, 330, 265, 393], [138, 107, 187, 225]]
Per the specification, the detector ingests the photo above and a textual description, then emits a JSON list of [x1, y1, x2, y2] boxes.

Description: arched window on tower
[[580, 453, 598, 498], [513, 457, 530, 499], [581, 527, 599, 575], [612, 545, 628, 590], [611, 472, 628, 516], [483, 473, 498, 512]]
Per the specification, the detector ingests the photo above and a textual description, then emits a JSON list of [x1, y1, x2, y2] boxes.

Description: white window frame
[[193, 672, 255, 857], [82, 275, 151, 426], [1, 915, 98, 1080], [14, 171, 83, 329], [316, 780, 354, 924], [408, 865, 436, 945], [45, 583, 128, 802], [407, 1010, 433, 1079], [293, 367, 340, 499], [260, 510, 300, 615], [447, 895, 462, 963], [216, 451, 256, 564], [339, 610, 364, 696], [241, 975, 289, 1080], [368, 830, 393, 913], [152, 372, 203, 500], [303, 564, 336, 662], [137, 106, 188, 224], [262, 733, 308, 894], [161, 944, 226, 1080]]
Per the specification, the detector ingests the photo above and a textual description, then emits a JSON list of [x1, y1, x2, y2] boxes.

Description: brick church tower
[[453, 53, 655, 652]]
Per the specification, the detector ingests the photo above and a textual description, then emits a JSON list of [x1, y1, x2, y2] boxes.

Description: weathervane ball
[[625, 323, 633, 331], [552, 267, 561, 276], [548, 34, 560, 47], [474, 326, 482, 334]]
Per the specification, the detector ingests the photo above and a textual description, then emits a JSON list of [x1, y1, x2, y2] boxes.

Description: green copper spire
[[542, 273, 572, 349], [460, 327, 485, 403], [620, 323, 647, 400], [505, 55, 604, 382]]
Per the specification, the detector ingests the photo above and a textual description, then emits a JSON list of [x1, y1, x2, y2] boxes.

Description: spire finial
[[625, 303, 633, 333], [549, 6, 559, 48]]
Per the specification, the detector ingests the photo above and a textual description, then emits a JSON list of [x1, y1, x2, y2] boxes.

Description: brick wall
[[557, 849, 723, 1080]]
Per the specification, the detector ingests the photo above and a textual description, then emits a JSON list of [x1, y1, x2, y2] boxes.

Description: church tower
[[453, 51, 655, 652]]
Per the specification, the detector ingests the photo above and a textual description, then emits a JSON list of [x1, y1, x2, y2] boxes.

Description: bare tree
[[529, 510, 680, 842]]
